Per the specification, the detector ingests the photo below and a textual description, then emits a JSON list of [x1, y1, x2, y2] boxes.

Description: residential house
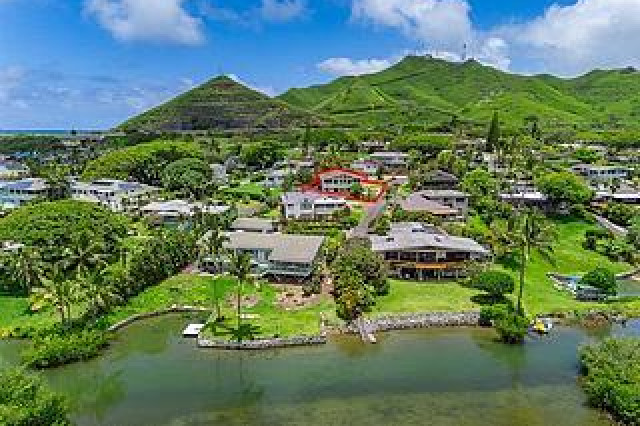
[[72, 180, 160, 214], [0, 178, 50, 209], [370, 222, 489, 280], [421, 170, 459, 190], [0, 161, 29, 180], [281, 191, 347, 220], [571, 164, 630, 183], [500, 192, 551, 210], [316, 169, 368, 193], [230, 217, 279, 233], [370, 152, 409, 168], [141, 200, 231, 225], [264, 169, 292, 188], [351, 159, 380, 178], [400, 190, 470, 221], [204, 232, 325, 280]]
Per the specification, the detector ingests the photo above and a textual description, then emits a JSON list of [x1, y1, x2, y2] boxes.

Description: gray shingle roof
[[224, 232, 325, 264], [370, 231, 488, 255], [231, 218, 277, 232]]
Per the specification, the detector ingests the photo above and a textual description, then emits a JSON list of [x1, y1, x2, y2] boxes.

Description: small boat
[[182, 323, 205, 338], [532, 318, 553, 334]]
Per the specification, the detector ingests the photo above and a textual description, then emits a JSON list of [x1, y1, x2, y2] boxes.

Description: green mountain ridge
[[120, 56, 640, 132], [118, 76, 322, 132], [280, 56, 640, 128]]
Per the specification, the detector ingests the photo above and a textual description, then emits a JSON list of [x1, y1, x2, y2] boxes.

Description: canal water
[[1, 315, 638, 426]]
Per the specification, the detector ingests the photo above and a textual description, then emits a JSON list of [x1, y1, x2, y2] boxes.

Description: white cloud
[[504, 0, 640, 75], [228, 74, 276, 96], [259, 0, 306, 22], [0, 66, 25, 103], [85, 0, 204, 45], [317, 57, 397, 76], [352, 0, 472, 51]]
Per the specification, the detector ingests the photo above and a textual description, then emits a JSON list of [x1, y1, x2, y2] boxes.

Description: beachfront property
[[370, 152, 409, 168], [230, 217, 279, 233], [399, 190, 470, 221], [71, 180, 160, 214], [350, 159, 380, 177], [571, 164, 631, 182], [370, 222, 490, 280], [203, 231, 325, 280], [141, 200, 231, 225], [281, 191, 347, 220]]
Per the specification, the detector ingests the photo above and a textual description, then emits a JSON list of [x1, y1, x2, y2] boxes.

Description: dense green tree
[[470, 270, 515, 302], [82, 140, 203, 184], [537, 171, 593, 207], [30, 265, 81, 325], [0, 368, 70, 425], [162, 157, 211, 197], [4, 246, 43, 295], [487, 111, 501, 152], [580, 267, 617, 296], [0, 200, 129, 264]]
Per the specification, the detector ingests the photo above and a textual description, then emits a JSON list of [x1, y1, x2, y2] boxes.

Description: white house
[[351, 159, 380, 177], [0, 178, 50, 209], [141, 200, 230, 224], [317, 169, 368, 193], [264, 169, 292, 188], [281, 191, 347, 220], [370, 152, 409, 168], [571, 164, 630, 182], [71, 180, 160, 213]]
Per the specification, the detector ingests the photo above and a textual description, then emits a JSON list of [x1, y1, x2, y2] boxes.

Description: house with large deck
[[203, 232, 325, 280], [370, 223, 490, 281]]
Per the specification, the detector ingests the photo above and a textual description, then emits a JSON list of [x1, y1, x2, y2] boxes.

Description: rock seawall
[[198, 335, 327, 350], [343, 311, 481, 334]]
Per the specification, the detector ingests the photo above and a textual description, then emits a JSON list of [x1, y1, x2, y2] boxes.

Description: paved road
[[349, 199, 387, 238]]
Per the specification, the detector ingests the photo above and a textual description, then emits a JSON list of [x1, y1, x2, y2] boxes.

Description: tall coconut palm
[[200, 223, 229, 320], [30, 264, 81, 326], [82, 270, 123, 317], [229, 252, 252, 341], [65, 231, 109, 279], [492, 208, 556, 314], [6, 246, 43, 295]]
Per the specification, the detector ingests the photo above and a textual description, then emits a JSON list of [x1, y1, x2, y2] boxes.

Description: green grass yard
[[372, 280, 482, 314]]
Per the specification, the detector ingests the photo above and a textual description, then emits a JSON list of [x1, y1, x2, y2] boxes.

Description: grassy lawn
[[372, 280, 482, 314], [499, 217, 639, 315], [222, 183, 268, 200], [104, 274, 237, 326], [0, 295, 59, 337]]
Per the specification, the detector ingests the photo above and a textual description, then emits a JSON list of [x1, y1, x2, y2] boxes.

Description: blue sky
[[1, 0, 639, 129]]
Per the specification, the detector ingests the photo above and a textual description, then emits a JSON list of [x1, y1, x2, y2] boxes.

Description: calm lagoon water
[[1, 315, 638, 426]]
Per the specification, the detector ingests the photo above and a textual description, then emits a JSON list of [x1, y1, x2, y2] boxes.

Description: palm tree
[[82, 270, 123, 317], [64, 231, 109, 279], [30, 265, 81, 325], [229, 252, 252, 341], [200, 223, 229, 320], [492, 208, 556, 314], [6, 246, 43, 295]]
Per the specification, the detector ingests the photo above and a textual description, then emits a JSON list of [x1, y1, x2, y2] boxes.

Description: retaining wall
[[197, 335, 327, 350], [107, 306, 210, 332], [343, 311, 481, 334]]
